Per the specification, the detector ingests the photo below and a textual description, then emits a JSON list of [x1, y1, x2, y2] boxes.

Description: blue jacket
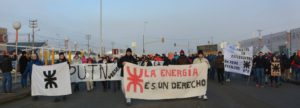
[[24, 59, 44, 77]]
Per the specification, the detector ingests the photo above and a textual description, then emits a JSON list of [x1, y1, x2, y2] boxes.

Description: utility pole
[[86, 34, 91, 54], [111, 41, 115, 50], [100, 0, 104, 56], [27, 33, 30, 51], [142, 21, 148, 54], [64, 37, 69, 52], [29, 20, 38, 51]]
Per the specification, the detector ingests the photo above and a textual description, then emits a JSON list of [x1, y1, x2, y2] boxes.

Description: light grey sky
[[1, 0, 300, 54]]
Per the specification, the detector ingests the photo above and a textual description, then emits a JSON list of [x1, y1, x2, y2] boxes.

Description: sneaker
[[203, 95, 208, 100]]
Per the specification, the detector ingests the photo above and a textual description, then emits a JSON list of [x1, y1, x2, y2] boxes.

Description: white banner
[[70, 63, 122, 82], [124, 63, 208, 100], [31, 62, 72, 96], [224, 45, 253, 76], [151, 61, 164, 66]]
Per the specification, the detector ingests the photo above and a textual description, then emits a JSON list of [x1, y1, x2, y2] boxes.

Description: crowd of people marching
[[1, 47, 300, 102]]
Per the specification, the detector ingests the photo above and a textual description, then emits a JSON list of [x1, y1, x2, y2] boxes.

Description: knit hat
[[198, 50, 204, 55], [180, 50, 185, 54], [126, 48, 132, 53], [59, 52, 65, 55]]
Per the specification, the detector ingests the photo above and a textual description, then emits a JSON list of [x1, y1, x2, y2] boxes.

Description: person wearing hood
[[140, 56, 153, 66], [291, 50, 300, 80], [24, 52, 44, 100], [193, 50, 210, 100], [19, 51, 30, 88], [117, 48, 138, 105], [176, 50, 191, 65]]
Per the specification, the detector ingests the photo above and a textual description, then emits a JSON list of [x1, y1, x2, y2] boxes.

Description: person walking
[[215, 51, 225, 85], [253, 52, 267, 88], [117, 48, 138, 105], [193, 50, 210, 100]]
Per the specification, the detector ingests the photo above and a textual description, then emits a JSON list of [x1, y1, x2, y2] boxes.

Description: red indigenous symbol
[[126, 66, 144, 93]]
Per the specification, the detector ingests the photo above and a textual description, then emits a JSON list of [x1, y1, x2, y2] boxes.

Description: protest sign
[[124, 63, 208, 100], [224, 45, 253, 76], [31, 62, 72, 96]]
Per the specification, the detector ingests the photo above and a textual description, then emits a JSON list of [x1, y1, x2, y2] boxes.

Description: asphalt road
[[1, 78, 300, 108]]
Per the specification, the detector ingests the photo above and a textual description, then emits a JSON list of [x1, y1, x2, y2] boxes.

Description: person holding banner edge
[[193, 50, 210, 100], [215, 51, 225, 85], [53, 52, 70, 102], [117, 48, 138, 105], [25, 52, 44, 101]]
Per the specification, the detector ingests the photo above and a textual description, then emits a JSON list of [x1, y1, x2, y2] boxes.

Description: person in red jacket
[[291, 50, 300, 80]]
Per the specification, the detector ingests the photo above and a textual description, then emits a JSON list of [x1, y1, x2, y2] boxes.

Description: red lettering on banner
[[151, 69, 156, 77], [126, 66, 144, 93]]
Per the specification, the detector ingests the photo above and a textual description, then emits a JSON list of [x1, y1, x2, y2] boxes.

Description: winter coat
[[253, 56, 267, 68], [19, 55, 29, 74], [24, 59, 44, 76], [215, 55, 224, 69], [141, 61, 153, 66], [117, 55, 138, 77], [0, 55, 13, 72], [193, 57, 211, 69], [176, 55, 191, 65]]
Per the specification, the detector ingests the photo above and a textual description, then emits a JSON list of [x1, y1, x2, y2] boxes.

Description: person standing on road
[[117, 48, 138, 105], [291, 50, 300, 80], [25, 52, 44, 100], [86, 57, 94, 92], [270, 55, 280, 87], [253, 52, 267, 88], [215, 51, 225, 85], [72, 52, 82, 92], [53, 52, 70, 102], [19, 51, 30, 88], [193, 50, 210, 100], [0, 51, 13, 93], [280, 52, 291, 81], [176, 50, 191, 65]]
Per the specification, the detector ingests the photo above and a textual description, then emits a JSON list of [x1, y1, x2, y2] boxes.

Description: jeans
[[208, 68, 216, 80], [295, 68, 300, 80], [256, 68, 265, 85], [21, 73, 28, 88], [225, 72, 231, 80], [217, 68, 225, 83], [2, 72, 12, 93]]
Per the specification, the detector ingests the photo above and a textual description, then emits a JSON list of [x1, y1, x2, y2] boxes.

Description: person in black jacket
[[162, 54, 171, 66], [253, 52, 267, 88], [19, 51, 29, 88], [0, 51, 13, 93], [280, 52, 290, 81], [117, 48, 137, 104], [53, 52, 69, 102], [140, 56, 152, 66]]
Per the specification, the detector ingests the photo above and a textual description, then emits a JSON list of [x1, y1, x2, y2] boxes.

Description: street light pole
[[86, 34, 91, 55], [100, 0, 104, 56], [29, 20, 37, 51], [13, 21, 21, 82], [142, 21, 148, 54]]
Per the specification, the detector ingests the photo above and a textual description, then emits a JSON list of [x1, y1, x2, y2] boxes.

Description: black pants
[[217, 68, 225, 83]]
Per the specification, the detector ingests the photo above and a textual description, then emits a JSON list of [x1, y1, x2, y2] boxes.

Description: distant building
[[0, 27, 8, 51], [239, 28, 300, 55]]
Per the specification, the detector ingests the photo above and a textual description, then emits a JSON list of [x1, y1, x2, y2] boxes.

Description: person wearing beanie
[[193, 50, 210, 100], [176, 50, 191, 65], [117, 48, 137, 105]]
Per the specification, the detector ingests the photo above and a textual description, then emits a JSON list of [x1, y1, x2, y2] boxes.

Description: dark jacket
[[280, 54, 290, 69], [117, 55, 138, 77], [163, 57, 171, 66], [215, 55, 224, 69], [0, 55, 13, 72], [141, 60, 153, 66], [253, 56, 267, 68], [176, 55, 191, 65], [19, 55, 29, 74]]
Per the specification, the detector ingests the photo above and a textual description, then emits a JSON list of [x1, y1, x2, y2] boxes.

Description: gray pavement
[[1, 78, 300, 108]]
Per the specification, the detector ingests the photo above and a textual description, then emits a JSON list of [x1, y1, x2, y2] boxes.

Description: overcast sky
[[1, 0, 300, 54]]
